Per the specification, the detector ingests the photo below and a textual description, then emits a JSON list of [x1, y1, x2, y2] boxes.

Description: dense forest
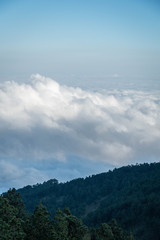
[[0, 188, 133, 240], [17, 162, 160, 240]]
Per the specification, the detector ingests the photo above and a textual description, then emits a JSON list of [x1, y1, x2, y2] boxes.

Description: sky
[[0, 0, 160, 192]]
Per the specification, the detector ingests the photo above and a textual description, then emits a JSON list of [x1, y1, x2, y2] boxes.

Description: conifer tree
[[53, 208, 68, 240], [95, 223, 114, 240], [3, 188, 26, 218], [0, 196, 25, 240], [67, 214, 88, 240], [26, 202, 52, 240]]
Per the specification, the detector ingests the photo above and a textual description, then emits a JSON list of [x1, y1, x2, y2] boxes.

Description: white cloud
[[0, 74, 160, 169]]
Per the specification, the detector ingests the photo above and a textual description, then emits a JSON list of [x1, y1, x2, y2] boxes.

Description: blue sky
[[0, 0, 160, 86], [0, 0, 160, 192]]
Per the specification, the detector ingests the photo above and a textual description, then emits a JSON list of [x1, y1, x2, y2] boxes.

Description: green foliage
[[0, 188, 133, 240], [94, 223, 114, 240], [0, 196, 26, 240], [91, 220, 134, 240], [3, 188, 26, 219], [53, 209, 69, 240], [66, 214, 88, 240], [52, 208, 89, 240], [26, 202, 52, 240], [2, 162, 160, 239], [18, 162, 160, 240]]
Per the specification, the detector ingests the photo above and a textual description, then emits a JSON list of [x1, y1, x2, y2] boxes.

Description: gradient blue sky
[[0, 0, 160, 192], [0, 0, 160, 88]]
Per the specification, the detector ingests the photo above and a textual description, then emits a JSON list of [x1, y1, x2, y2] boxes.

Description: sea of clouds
[[0, 74, 160, 190]]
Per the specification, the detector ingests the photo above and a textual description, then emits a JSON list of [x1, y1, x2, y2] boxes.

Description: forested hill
[[18, 162, 160, 240]]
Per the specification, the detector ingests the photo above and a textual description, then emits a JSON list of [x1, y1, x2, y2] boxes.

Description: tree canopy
[[0, 189, 134, 240], [17, 162, 160, 240]]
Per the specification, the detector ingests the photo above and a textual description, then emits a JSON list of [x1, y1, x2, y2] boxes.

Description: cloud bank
[[0, 74, 160, 190]]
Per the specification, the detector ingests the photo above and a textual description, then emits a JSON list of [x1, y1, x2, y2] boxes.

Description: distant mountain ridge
[[18, 162, 160, 240]]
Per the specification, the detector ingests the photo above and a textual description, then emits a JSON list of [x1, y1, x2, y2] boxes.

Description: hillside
[[1, 188, 134, 240], [18, 162, 160, 240]]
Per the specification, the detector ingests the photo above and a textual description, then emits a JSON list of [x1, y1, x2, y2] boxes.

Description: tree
[[0, 196, 25, 240], [25, 202, 52, 240], [95, 223, 114, 240], [3, 188, 26, 219], [110, 219, 134, 240], [53, 209, 68, 240], [67, 214, 88, 240]]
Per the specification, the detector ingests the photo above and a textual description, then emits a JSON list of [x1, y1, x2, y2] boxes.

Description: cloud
[[0, 159, 48, 192], [0, 74, 160, 163], [0, 74, 160, 189]]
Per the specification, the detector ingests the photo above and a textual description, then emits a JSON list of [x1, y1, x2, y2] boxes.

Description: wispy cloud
[[0, 74, 160, 189]]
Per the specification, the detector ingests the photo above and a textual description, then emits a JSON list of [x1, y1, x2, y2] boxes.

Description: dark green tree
[[95, 223, 114, 240], [3, 188, 26, 218], [110, 219, 134, 240], [0, 196, 25, 240], [25, 202, 52, 240], [67, 214, 88, 240], [53, 208, 68, 240]]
